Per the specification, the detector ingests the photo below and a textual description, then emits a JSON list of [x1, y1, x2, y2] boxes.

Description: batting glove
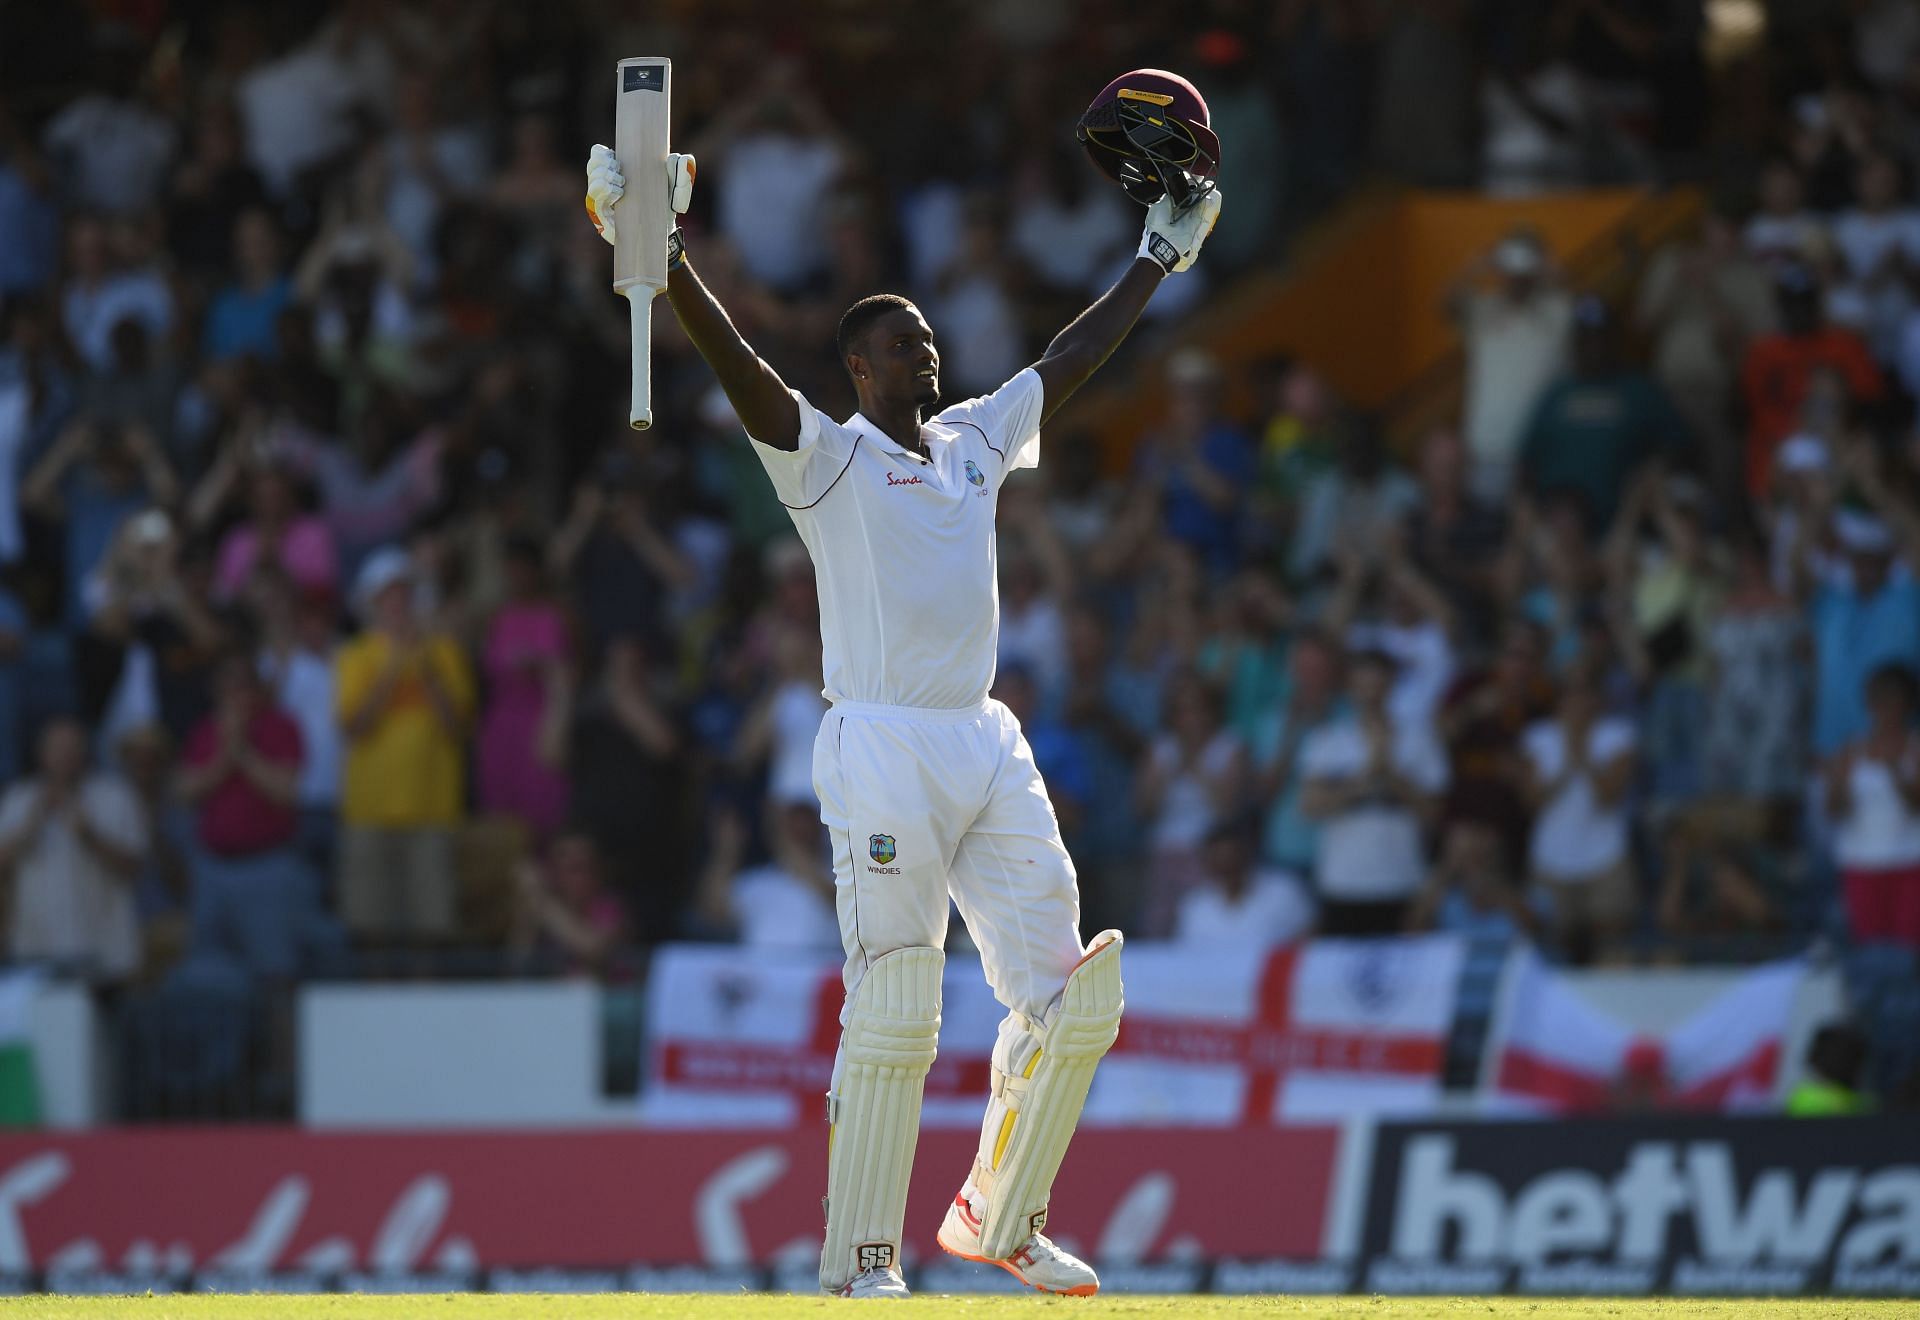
[[1138, 187, 1223, 274], [585, 143, 625, 246]]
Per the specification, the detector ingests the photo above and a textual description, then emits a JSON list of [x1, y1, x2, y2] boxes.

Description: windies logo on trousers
[[868, 834, 897, 865]]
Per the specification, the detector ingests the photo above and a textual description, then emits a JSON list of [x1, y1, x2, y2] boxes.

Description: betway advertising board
[[1359, 1116, 1920, 1297]]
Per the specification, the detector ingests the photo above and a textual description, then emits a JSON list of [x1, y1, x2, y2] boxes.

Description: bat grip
[[625, 289, 653, 431]]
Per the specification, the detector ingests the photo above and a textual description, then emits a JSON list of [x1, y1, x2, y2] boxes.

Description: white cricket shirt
[[748, 368, 1043, 710]]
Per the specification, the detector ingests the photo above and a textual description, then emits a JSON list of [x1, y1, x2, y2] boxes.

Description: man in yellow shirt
[[335, 548, 475, 940]]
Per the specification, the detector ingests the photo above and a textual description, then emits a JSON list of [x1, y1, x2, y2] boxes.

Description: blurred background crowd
[[2, 0, 1920, 1117]]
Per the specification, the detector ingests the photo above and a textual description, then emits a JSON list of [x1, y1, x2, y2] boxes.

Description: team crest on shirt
[[964, 459, 985, 488], [868, 834, 897, 866]]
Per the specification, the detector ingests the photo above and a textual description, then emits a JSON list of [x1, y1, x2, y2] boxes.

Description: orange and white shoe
[[936, 1190, 1099, 1296]]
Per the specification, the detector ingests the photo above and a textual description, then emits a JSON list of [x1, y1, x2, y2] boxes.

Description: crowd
[[0, 0, 1915, 1072]]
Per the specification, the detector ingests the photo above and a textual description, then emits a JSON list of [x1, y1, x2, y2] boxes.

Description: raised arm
[[1031, 189, 1224, 425], [665, 258, 801, 448], [585, 145, 800, 449]]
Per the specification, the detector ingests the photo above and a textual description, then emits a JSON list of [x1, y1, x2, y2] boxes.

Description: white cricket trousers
[[813, 697, 1087, 1020]]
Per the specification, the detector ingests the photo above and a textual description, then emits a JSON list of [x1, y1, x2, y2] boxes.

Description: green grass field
[[0, 1298, 1909, 1319]]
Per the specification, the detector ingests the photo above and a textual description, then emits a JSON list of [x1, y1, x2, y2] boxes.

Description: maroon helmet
[[1076, 69, 1220, 209]]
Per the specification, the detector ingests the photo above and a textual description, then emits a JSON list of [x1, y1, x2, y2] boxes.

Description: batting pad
[[819, 945, 944, 1291], [970, 930, 1124, 1259]]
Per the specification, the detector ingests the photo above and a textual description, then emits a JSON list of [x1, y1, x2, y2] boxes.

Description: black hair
[[835, 294, 915, 370], [1806, 1023, 1867, 1091], [1866, 662, 1920, 711]]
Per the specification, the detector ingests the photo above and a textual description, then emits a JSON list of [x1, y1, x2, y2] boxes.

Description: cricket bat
[[613, 56, 672, 430]]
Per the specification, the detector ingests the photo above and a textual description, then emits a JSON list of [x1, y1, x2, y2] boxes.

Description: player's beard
[[913, 375, 940, 406]]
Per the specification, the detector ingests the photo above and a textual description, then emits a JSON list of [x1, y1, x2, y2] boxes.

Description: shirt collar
[[851, 411, 954, 462]]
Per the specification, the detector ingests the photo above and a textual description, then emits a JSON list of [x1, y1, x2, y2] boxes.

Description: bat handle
[[625, 288, 654, 431]]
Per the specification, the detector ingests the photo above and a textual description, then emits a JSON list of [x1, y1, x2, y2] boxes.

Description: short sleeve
[[941, 368, 1044, 475], [747, 389, 860, 509]]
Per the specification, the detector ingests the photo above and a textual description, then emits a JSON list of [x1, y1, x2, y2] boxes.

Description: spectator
[[334, 548, 475, 943], [1703, 526, 1810, 807], [379, 72, 488, 291], [509, 830, 629, 977], [202, 209, 292, 363], [204, 460, 339, 605], [1288, 417, 1419, 586], [1520, 297, 1692, 534], [1249, 629, 1344, 878], [565, 630, 684, 936], [1449, 227, 1573, 498], [690, 62, 851, 295], [1300, 648, 1449, 935], [1008, 144, 1132, 299], [1439, 618, 1556, 866], [1827, 663, 1920, 949], [549, 456, 695, 656], [1605, 471, 1719, 805], [1634, 204, 1776, 507], [1403, 424, 1509, 641], [0, 295, 78, 564], [1197, 568, 1293, 743], [926, 208, 1026, 398], [1173, 811, 1316, 949], [996, 486, 1073, 708], [58, 215, 175, 376], [251, 569, 341, 875], [270, 391, 443, 568], [1252, 360, 1340, 530], [1521, 661, 1639, 963], [997, 658, 1095, 838], [0, 716, 146, 981], [1328, 534, 1458, 734], [694, 802, 838, 951], [1738, 262, 1882, 496], [1135, 671, 1248, 936], [23, 416, 179, 625], [1785, 1024, 1871, 1116], [1828, 152, 1920, 362], [489, 111, 581, 286], [1743, 159, 1826, 269], [166, 99, 269, 279], [727, 614, 822, 799], [40, 41, 177, 215], [1805, 506, 1920, 757], [1407, 817, 1532, 942], [78, 508, 225, 747], [1127, 350, 1255, 579], [476, 537, 572, 838], [1655, 817, 1781, 944], [0, 123, 61, 297], [177, 646, 317, 979]]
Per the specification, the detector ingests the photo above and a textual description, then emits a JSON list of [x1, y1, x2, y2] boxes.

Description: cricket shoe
[[936, 1190, 1099, 1296], [834, 1266, 911, 1299]]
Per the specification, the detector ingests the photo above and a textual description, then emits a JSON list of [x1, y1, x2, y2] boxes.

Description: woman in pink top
[[477, 537, 571, 836], [212, 465, 339, 602]]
